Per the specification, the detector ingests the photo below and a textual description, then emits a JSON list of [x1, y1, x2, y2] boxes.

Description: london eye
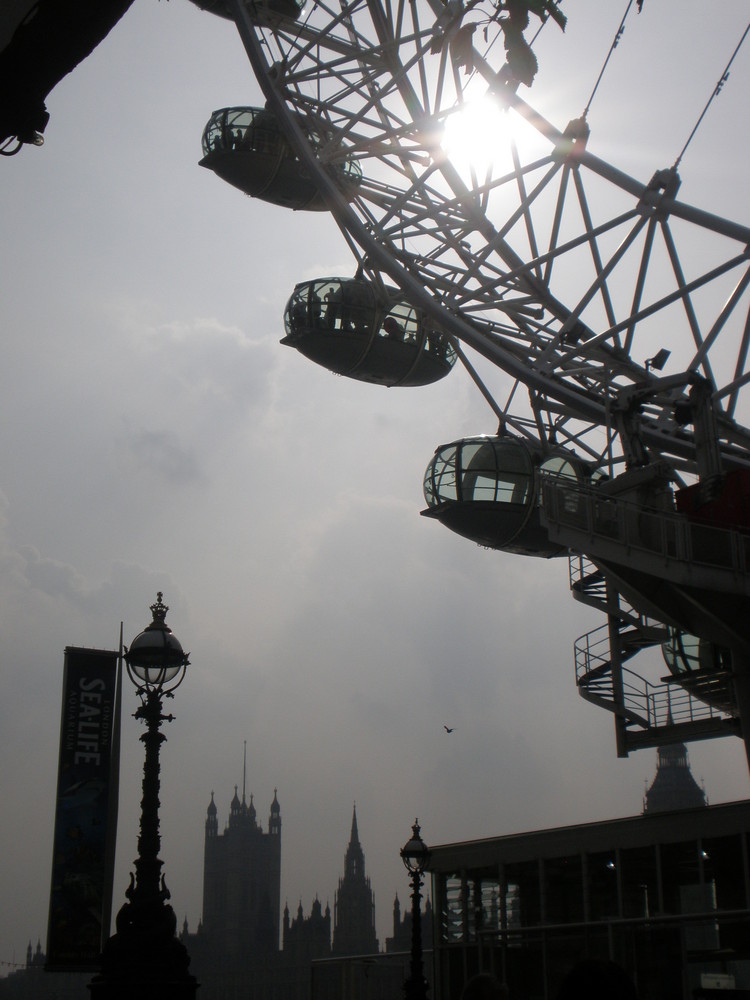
[[187, 0, 750, 765]]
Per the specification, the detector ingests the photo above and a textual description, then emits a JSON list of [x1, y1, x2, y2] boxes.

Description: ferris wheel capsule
[[199, 108, 361, 211], [185, 0, 304, 24], [281, 278, 457, 387], [421, 435, 594, 557]]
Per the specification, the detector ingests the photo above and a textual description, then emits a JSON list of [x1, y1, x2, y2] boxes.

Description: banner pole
[[101, 624, 124, 950]]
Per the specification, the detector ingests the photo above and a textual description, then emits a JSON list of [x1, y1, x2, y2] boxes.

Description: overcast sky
[[1, 0, 750, 973]]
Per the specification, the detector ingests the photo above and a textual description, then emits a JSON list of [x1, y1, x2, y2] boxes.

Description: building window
[[504, 860, 541, 927], [619, 845, 658, 919], [659, 840, 703, 915], [703, 834, 746, 910], [586, 850, 620, 921], [542, 855, 584, 925], [441, 875, 465, 943]]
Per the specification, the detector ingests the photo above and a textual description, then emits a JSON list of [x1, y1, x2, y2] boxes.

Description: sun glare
[[442, 95, 519, 175]]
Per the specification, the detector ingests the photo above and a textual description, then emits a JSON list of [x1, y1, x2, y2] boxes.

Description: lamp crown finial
[[150, 592, 168, 624]]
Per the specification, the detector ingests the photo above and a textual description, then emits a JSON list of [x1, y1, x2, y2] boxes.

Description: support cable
[[582, 1, 634, 120], [674, 22, 750, 169], [453, 343, 507, 428]]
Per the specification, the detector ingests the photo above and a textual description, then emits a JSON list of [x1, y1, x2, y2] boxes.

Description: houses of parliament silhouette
[[194, 783, 382, 963], [179, 774, 425, 1000]]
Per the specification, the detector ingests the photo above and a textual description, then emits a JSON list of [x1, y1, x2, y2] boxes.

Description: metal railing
[[568, 552, 600, 587], [544, 480, 750, 587], [569, 553, 668, 629], [574, 623, 732, 729]]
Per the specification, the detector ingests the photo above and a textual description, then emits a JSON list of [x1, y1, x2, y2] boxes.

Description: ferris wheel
[[195, 0, 750, 762]]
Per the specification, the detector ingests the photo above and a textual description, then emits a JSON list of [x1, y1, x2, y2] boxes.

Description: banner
[[46, 646, 120, 971]]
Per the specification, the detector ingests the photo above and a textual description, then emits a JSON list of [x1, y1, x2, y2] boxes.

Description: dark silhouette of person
[[383, 315, 404, 340], [324, 286, 342, 329], [460, 973, 510, 1000], [554, 959, 639, 1000], [309, 289, 323, 326], [290, 298, 307, 332]]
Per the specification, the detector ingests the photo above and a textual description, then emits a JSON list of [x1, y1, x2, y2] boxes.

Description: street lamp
[[401, 819, 430, 1000], [89, 593, 197, 1000]]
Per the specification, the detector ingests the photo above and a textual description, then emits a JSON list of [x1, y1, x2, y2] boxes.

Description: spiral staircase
[[538, 477, 744, 755]]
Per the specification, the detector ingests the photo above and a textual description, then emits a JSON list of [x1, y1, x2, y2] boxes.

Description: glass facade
[[429, 804, 750, 1000]]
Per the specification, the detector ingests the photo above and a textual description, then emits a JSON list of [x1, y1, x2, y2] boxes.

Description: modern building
[[426, 797, 750, 1000]]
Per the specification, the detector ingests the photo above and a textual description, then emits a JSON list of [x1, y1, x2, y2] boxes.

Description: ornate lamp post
[[401, 819, 430, 1000], [89, 593, 197, 1000]]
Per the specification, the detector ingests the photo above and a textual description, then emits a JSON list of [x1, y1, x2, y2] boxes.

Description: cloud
[[125, 428, 203, 486], [133, 315, 279, 407], [18, 545, 89, 604]]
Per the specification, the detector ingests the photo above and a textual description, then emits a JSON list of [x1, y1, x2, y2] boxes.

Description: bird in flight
[[444, 725, 454, 733]]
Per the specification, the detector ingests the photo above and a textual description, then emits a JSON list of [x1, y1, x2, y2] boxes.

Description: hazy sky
[[1, 0, 750, 972]]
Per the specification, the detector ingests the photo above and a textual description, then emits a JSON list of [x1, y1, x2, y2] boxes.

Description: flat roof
[[426, 800, 750, 874]]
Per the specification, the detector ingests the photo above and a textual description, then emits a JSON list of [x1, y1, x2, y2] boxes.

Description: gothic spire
[[343, 803, 365, 882], [332, 805, 377, 955]]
